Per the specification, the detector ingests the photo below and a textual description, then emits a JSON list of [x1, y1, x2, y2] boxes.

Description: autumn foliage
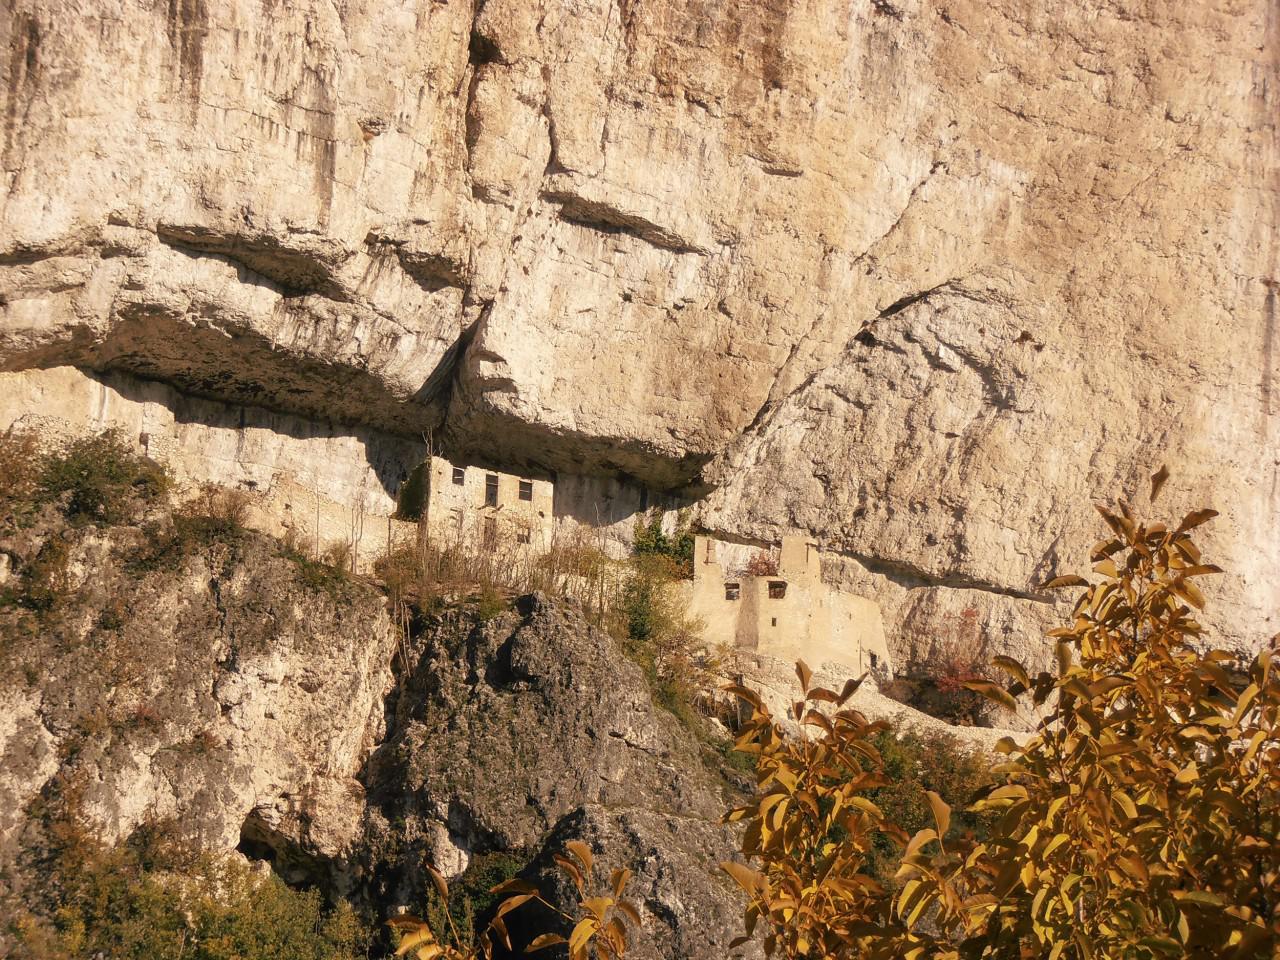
[[720, 496, 1279, 959], [387, 843, 640, 960]]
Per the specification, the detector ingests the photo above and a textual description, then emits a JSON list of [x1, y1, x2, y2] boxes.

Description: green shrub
[[282, 543, 351, 599], [1, 536, 72, 615], [631, 509, 694, 576], [37, 430, 168, 526], [0, 429, 41, 530], [862, 729, 993, 882], [421, 851, 528, 951], [128, 485, 252, 572], [616, 553, 705, 724], [12, 818, 372, 960], [474, 585, 507, 621]]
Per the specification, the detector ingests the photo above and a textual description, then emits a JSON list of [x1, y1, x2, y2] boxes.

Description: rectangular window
[[452, 466, 465, 485], [724, 583, 740, 601], [771, 617, 777, 627], [518, 479, 533, 501], [483, 517, 497, 549], [768, 581, 787, 599], [484, 474, 499, 507], [517, 527, 531, 545]]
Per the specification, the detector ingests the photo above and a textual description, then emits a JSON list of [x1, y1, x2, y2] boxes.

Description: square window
[[484, 474, 499, 507], [483, 516, 497, 549], [724, 582, 740, 601], [768, 581, 787, 599], [518, 479, 533, 501], [452, 466, 465, 485], [517, 528, 531, 545]]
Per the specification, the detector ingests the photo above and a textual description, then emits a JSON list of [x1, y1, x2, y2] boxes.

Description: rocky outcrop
[[0, 518, 399, 910], [0, 501, 757, 957], [360, 594, 755, 958], [2, 2, 1277, 659]]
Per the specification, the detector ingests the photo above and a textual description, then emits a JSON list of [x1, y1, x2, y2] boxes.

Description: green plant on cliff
[[12, 807, 371, 960], [630, 508, 695, 576], [861, 728, 994, 884], [617, 545, 708, 734], [0, 429, 41, 531], [389, 841, 641, 960], [37, 429, 169, 526]]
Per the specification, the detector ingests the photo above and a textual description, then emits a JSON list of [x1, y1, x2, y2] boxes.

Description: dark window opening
[[768, 581, 787, 599], [395, 462, 428, 521], [517, 527, 531, 545], [870, 652, 879, 669], [483, 517, 497, 549], [518, 479, 533, 501], [452, 466, 465, 485], [771, 617, 777, 627], [724, 583, 740, 601], [484, 474, 499, 507]]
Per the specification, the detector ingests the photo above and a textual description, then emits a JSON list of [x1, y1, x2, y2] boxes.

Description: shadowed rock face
[[1, 0, 1278, 651], [359, 594, 755, 959]]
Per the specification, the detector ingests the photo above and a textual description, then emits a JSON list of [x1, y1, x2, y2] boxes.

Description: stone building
[[684, 535, 892, 680], [421, 456, 554, 553]]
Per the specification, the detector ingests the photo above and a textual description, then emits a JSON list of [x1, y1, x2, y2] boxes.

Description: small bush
[[6, 536, 72, 615], [421, 851, 528, 951], [0, 429, 41, 529], [127, 485, 252, 572], [37, 430, 168, 526], [17, 848, 371, 960], [473, 585, 507, 621], [631, 509, 694, 577], [614, 550, 713, 742], [862, 729, 993, 882], [282, 542, 351, 599]]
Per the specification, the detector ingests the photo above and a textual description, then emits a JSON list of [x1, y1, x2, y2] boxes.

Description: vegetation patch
[[127, 485, 252, 573], [281, 541, 354, 600], [418, 851, 529, 953], [36, 430, 169, 527]]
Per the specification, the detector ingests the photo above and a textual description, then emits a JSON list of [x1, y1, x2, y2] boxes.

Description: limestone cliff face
[[2, 0, 1277, 655]]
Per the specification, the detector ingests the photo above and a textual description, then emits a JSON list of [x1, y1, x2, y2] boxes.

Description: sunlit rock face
[[2, 0, 1277, 655]]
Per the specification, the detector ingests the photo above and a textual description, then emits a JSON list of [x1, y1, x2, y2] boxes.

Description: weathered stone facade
[[422, 455, 555, 554], [685, 535, 892, 679]]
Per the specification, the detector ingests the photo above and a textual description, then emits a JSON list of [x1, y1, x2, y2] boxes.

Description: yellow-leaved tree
[[722, 493, 1279, 959]]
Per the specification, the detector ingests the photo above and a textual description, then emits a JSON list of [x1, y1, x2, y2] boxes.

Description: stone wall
[[423, 454, 555, 553], [686, 535, 891, 677], [0, 365, 420, 571]]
